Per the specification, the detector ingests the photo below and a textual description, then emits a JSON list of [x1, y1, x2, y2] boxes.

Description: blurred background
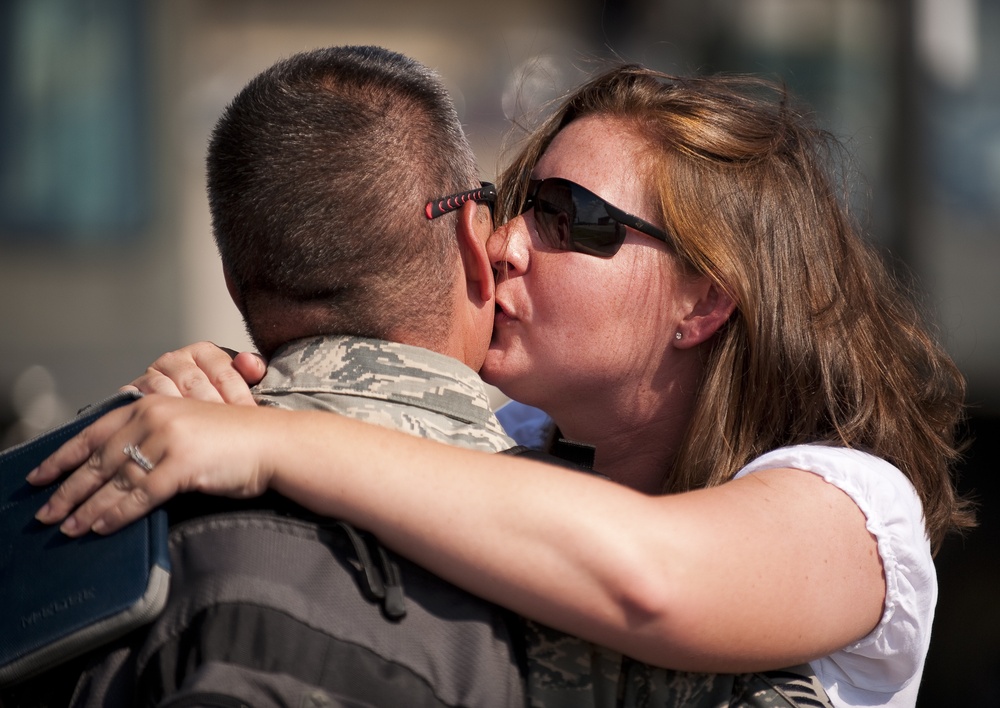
[[0, 0, 996, 703]]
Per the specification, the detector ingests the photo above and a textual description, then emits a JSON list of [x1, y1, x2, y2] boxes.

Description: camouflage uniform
[[253, 335, 512, 452]]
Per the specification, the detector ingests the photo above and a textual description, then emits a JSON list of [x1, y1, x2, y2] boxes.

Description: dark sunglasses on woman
[[521, 177, 674, 258]]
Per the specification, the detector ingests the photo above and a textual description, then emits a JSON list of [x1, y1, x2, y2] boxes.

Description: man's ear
[[455, 199, 494, 305], [675, 278, 737, 348]]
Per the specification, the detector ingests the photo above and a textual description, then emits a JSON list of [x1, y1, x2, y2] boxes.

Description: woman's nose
[[488, 215, 531, 276]]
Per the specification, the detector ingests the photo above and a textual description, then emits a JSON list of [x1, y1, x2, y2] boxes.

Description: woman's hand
[[125, 342, 266, 405], [27, 395, 275, 536]]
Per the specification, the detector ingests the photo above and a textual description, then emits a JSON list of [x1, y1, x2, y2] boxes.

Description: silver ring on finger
[[123, 442, 155, 473]]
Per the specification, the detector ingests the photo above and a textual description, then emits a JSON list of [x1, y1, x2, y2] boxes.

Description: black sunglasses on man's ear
[[425, 183, 497, 225]]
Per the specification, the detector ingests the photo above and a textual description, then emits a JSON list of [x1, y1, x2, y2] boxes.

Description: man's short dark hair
[[207, 46, 481, 357]]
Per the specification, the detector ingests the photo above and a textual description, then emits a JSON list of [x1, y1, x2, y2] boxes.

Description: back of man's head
[[207, 46, 481, 358]]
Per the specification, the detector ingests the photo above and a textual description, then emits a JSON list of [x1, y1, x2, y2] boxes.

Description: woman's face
[[481, 115, 697, 422]]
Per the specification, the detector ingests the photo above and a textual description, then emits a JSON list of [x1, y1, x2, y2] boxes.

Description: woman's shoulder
[[735, 444, 922, 520], [736, 444, 931, 552], [736, 443, 936, 703], [736, 443, 904, 484], [733, 443, 932, 591]]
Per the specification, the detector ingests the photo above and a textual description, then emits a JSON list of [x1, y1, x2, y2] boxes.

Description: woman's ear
[[675, 278, 736, 348], [456, 199, 495, 305]]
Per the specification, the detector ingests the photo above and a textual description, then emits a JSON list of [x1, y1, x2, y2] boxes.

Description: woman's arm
[[30, 396, 884, 673]]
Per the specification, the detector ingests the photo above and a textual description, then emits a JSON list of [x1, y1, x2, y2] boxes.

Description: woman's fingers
[[29, 395, 273, 537], [28, 405, 137, 523], [27, 405, 131, 488], [61, 442, 174, 537], [128, 342, 258, 405], [233, 351, 267, 389]]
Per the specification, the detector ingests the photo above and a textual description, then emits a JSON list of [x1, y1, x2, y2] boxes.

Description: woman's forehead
[[535, 116, 653, 214]]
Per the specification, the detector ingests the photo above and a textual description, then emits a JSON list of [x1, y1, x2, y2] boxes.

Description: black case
[[0, 390, 170, 687]]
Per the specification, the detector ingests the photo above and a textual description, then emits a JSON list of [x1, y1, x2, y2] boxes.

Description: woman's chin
[[478, 353, 505, 389], [480, 349, 520, 394]]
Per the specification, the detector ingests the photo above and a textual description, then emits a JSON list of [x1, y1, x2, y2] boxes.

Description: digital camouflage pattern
[[523, 620, 835, 708], [254, 335, 513, 452]]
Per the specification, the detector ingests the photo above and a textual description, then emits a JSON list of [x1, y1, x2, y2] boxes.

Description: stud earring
[[675, 332, 682, 341]]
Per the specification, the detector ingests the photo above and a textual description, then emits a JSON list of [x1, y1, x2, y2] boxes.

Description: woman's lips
[[493, 299, 515, 325]]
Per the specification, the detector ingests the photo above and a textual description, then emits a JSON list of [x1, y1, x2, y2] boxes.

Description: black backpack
[[59, 491, 528, 708]]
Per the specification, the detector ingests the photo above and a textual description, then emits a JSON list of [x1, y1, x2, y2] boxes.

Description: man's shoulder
[[257, 335, 514, 452], [261, 335, 484, 390]]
